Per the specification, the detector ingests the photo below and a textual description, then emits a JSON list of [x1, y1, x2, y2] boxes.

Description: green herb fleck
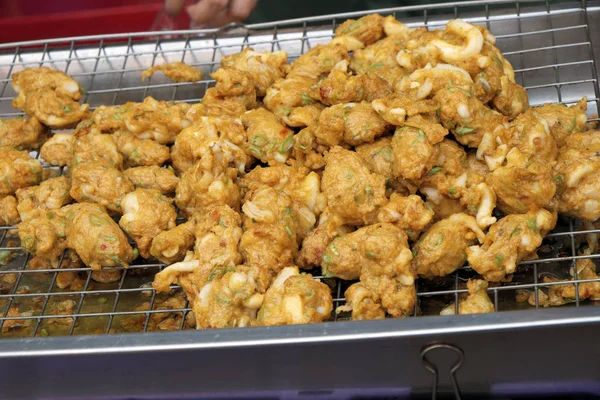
[[89, 214, 104, 227], [434, 234, 445, 247], [495, 254, 504, 266], [456, 126, 475, 135], [428, 166, 443, 175], [40, 329, 48, 337], [282, 106, 292, 116], [79, 87, 87, 95], [510, 227, 522, 238], [207, 268, 223, 282], [112, 113, 121, 120], [374, 145, 393, 162], [62, 105, 72, 113], [0, 250, 10, 262], [132, 248, 139, 259], [105, 236, 117, 242], [329, 242, 340, 256], [553, 174, 564, 184], [411, 129, 426, 145], [278, 135, 295, 154], [491, 55, 504, 69], [283, 207, 293, 216], [370, 62, 384, 70], [252, 134, 268, 147], [249, 145, 263, 158], [526, 219, 538, 232], [216, 294, 230, 304], [412, 248, 418, 257], [285, 226, 293, 238], [98, 297, 108, 304], [366, 251, 377, 259], [301, 94, 315, 105], [448, 187, 457, 195], [322, 253, 333, 264]]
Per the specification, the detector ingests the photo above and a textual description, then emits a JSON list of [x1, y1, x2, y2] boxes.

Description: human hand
[[165, 0, 258, 27]]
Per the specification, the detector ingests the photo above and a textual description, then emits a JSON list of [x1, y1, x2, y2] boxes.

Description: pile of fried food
[[2, 14, 599, 331]]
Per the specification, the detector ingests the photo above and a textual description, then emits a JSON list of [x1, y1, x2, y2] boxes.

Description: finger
[[211, 0, 258, 27], [186, 0, 230, 25], [165, 0, 186, 16], [227, 0, 258, 22]]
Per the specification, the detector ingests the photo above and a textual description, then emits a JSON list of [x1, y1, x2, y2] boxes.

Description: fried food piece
[[15, 176, 72, 222], [187, 87, 249, 120], [492, 75, 529, 118], [63, 202, 135, 270], [20, 87, 89, 129], [70, 160, 134, 213], [322, 146, 387, 225], [255, 267, 332, 326], [211, 67, 256, 107], [555, 130, 600, 220], [467, 209, 557, 281], [149, 220, 196, 264], [440, 280, 494, 315], [377, 193, 434, 241], [486, 148, 555, 214], [335, 14, 385, 46], [114, 131, 170, 167], [288, 43, 350, 81], [314, 102, 390, 147], [240, 186, 298, 278], [123, 166, 179, 195], [435, 86, 507, 148], [221, 48, 288, 96], [141, 62, 203, 82], [18, 209, 68, 268], [175, 155, 240, 218], [391, 126, 436, 181], [351, 35, 407, 85], [171, 117, 248, 174], [12, 67, 82, 104], [316, 60, 391, 105], [0, 195, 19, 225], [529, 98, 588, 147], [413, 214, 484, 279], [71, 131, 123, 169], [335, 224, 415, 320], [241, 108, 295, 165], [371, 93, 440, 128], [119, 189, 177, 258], [153, 205, 243, 296], [192, 265, 267, 329], [0, 146, 42, 195], [0, 117, 48, 150], [123, 97, 192, 144], [527, 256, 600, 307], [40, 133, 74, 167], [355, 136, 394, 176], [89, 104, 132, 132], [291, 126, 328, 170]]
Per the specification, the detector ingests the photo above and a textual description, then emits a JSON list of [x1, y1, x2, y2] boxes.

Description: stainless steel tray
[[1, 0, 600, 398]]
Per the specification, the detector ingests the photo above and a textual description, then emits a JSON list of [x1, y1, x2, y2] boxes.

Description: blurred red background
[[0, 0, 191, 44]]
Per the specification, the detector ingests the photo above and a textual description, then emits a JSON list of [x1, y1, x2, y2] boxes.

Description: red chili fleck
[[100, 244, 107, 250]]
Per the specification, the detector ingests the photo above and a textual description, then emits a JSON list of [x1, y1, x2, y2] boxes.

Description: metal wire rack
[[0, 0, 600, 339]]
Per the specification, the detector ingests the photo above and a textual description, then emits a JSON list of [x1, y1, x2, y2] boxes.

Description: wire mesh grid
[[0, 0, 599, 338]]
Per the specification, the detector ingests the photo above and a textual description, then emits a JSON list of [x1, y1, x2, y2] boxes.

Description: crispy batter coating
[[15, 176, 72, 222], [255, 267, 332, 326], [486, 148, 555, 214], [0, 146, 42, 195], [40, 133, 74, 167], [440, 280, 494, 315], [240, 108, 295, 165], [19, 87, 89, 128], [554, 130, 600, 220], [335, 223, 415, 320], [378, 193, 434, 241], [123, 165, 179, 195], [391, 126, 436, 181], [70, 160, 134, 213], [171, 117, 248, 174], [526, 255, 600, 307], [119, 188, 177, 258], [63, 202, 134, 270], [12, 67, 82, 104], [0, 117, 48, 150], [153, 205, 243, 297], [467, 209, 557, 281], [335, 14, 385, 46], [122, 97, 192, 144], [221, 48, 288, 96], [315, 101, 390, 147], [351, 35, 407, 84], [175, 155, 240, 218], [316, 60, 392, 105], [114, 131, 170, 167], [412, 213, 484, 279], [322, 146, 387, 225], [71, 132, 123, 170], [18, 209, 68, 268], [0, 195, 19, 225], [149, 219, 196, 264], [142, 62, 203, 82]]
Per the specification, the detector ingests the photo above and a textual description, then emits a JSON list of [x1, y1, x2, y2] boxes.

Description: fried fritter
[[123, 165, 179, 195], [0, 146, 42, 195], [142, 62, 203, 82], [0, 117, 48, 150], [40, 133, 74, 167]]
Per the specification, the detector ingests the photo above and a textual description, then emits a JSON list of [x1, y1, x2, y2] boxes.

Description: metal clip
[[421, 343, 464, 400]]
